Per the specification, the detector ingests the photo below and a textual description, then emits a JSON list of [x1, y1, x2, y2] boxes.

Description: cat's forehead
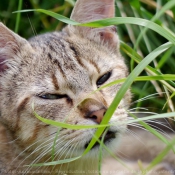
[[26, 31, 119, 93], [29, 31, 118, 75], [29, 31, 117, 62]]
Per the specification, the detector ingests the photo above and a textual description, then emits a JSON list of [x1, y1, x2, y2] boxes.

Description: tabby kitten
[[0, 0, 130, 174], [0, 0, 174, 175]]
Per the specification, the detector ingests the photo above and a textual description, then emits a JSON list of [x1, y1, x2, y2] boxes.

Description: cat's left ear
[[0, 22, 28, 73], [69, 0, 118, 49]]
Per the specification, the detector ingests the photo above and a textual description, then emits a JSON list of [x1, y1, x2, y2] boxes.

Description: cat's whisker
[[21, 142, 54, 175], [33, 153, 54, 175], [127, 123, 148, 132], [128, 111, 158, 115], [127, 107, 149, 112], [22, 135, 59, 157], [127, 122, 148, 129], [30, 135, 68, 164], [59, 146, 76, 175], [132, 115, 174, 131], [40, 136, 74, 166], [128, 115, 174, 132], [132, 92, 166, 104], [128, 117, 174, 140], [12, 131, 58, 165], [57, 139, 76, 174], [13, 136, 56, 172], [0, 136, 20, 145], [22, 135, 69, 175], [114, 147, 130, 161], [31, 144, 62, 175], [147, 119, 174, 131], [55, 138, 77, 174], [68, 140, 80, 159], [55, 138, 77, 171], [145, 121, 173, 137], [23, 142, 55, 175], [67, 140, 80, 164], [65, 140, 82, 173], [113, 129, 139, 161], [125, 128, 146, 146], [123, 92, 165, 109], [56, 138, 76, 160]]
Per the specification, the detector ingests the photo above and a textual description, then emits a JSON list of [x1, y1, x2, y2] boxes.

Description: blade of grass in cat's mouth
[[84, 130, 116, 149]]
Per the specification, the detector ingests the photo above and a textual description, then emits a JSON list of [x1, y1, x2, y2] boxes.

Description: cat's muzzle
[[84, 130, 117, 149]]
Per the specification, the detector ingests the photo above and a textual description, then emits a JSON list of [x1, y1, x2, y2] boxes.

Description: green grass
[[1, 0, 175, 174]]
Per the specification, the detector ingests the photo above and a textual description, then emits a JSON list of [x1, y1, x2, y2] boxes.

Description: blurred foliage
[[115, 0, 175, 114], [1, 0, 175, 114], [0, 0, 73, 38]]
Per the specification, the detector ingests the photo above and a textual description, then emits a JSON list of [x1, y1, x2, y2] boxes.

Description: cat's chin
[[59, 130, 121, 159], [84, 130, 117, 150]]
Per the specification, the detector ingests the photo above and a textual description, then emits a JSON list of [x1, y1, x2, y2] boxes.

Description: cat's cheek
[[109, 106, 128, 129], [15, 115, 45, 143]]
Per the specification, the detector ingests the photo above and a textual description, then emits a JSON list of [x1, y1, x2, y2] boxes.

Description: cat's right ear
[[0, 22, 28, 73], [68, 0, 118, 50]]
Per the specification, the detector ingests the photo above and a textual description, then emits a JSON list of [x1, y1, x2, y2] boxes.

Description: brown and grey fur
[[0, 0, 174, 175]]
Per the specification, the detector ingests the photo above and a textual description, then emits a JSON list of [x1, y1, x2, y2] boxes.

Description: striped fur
[[0, 0, 174, 175]]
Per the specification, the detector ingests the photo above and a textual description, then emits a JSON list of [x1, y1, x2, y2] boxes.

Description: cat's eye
[[38, 94, 68, 100], [96, 71, 112, 86]]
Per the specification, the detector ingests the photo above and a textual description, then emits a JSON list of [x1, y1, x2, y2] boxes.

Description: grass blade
[[15, 0, 23, 33], [14, 9, 175, 45]]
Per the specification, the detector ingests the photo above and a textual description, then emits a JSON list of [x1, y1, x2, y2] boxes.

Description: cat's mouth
[[84, 130, 116, 149]]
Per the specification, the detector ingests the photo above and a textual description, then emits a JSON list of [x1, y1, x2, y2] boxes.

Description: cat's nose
[[87, 108, 106, 124], [77, 98, 107, 124]]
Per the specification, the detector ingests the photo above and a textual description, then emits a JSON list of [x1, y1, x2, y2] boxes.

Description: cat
[[0, 0, 174, 175]]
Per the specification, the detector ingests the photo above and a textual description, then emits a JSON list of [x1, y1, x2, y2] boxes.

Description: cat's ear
[[70, 0, 115, 22], [0, 22, 27, 73], [69, 0, 118, 49]]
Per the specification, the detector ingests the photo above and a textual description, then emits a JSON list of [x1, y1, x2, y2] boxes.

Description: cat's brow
[[47, 52, 66, 79], [87, 59, 100, 73], [52, 74, 59, 90], [17, 97, 30, 114], [68, 42, 100, 73], [69, 45, 85, 68]]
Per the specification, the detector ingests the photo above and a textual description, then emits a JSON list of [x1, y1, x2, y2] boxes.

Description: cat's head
[[0, 0, 131, 159]]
